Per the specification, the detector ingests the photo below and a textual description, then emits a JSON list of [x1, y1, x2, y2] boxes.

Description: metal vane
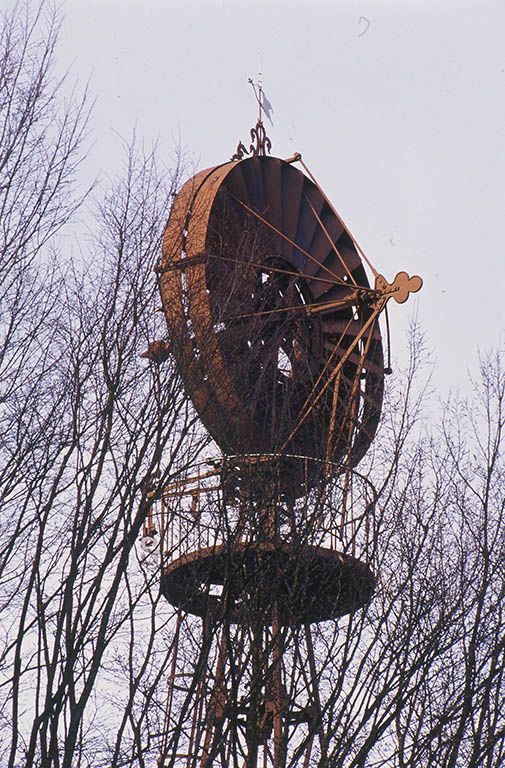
[[231, 77, 273, 160]]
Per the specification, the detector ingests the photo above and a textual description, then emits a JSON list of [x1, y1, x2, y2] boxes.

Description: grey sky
[[59, 0, 505, 395]]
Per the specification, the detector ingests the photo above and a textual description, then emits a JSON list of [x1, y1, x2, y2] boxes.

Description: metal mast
[[147, 117, 421, 767]]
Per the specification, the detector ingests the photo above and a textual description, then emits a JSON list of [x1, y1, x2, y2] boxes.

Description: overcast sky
[[57, 0, 505, 397]]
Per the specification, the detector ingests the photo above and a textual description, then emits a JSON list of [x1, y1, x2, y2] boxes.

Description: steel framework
[[145, 137, 421, 766]]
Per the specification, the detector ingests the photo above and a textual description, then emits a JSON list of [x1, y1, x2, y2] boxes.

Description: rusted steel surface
[[153, 145, 423, 767], [231, 117, 272, 160], [153, 451, 378, 766], [160, 541, 375, 624], [159, 155, 384, 471]]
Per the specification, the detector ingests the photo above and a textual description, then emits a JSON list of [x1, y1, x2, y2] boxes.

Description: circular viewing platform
[[160, 541, 375, 625]]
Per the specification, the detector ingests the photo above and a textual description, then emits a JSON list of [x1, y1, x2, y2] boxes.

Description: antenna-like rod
[[248, 77, 263, 123]]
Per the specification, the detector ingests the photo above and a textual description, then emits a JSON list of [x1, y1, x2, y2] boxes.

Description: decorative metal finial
[[231, 78, 273, 160]]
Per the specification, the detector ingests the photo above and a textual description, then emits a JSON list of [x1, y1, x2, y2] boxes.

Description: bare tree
[[0, 4, 202, 766]]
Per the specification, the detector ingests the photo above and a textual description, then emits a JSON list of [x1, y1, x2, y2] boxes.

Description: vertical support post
[[271, 602, 284, 768]]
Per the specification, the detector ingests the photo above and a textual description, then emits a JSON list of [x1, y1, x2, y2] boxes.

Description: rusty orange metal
[[158, 156, 384, 470]]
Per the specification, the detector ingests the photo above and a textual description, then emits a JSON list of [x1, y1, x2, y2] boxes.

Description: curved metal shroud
[[159, 156, 384, 477]]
